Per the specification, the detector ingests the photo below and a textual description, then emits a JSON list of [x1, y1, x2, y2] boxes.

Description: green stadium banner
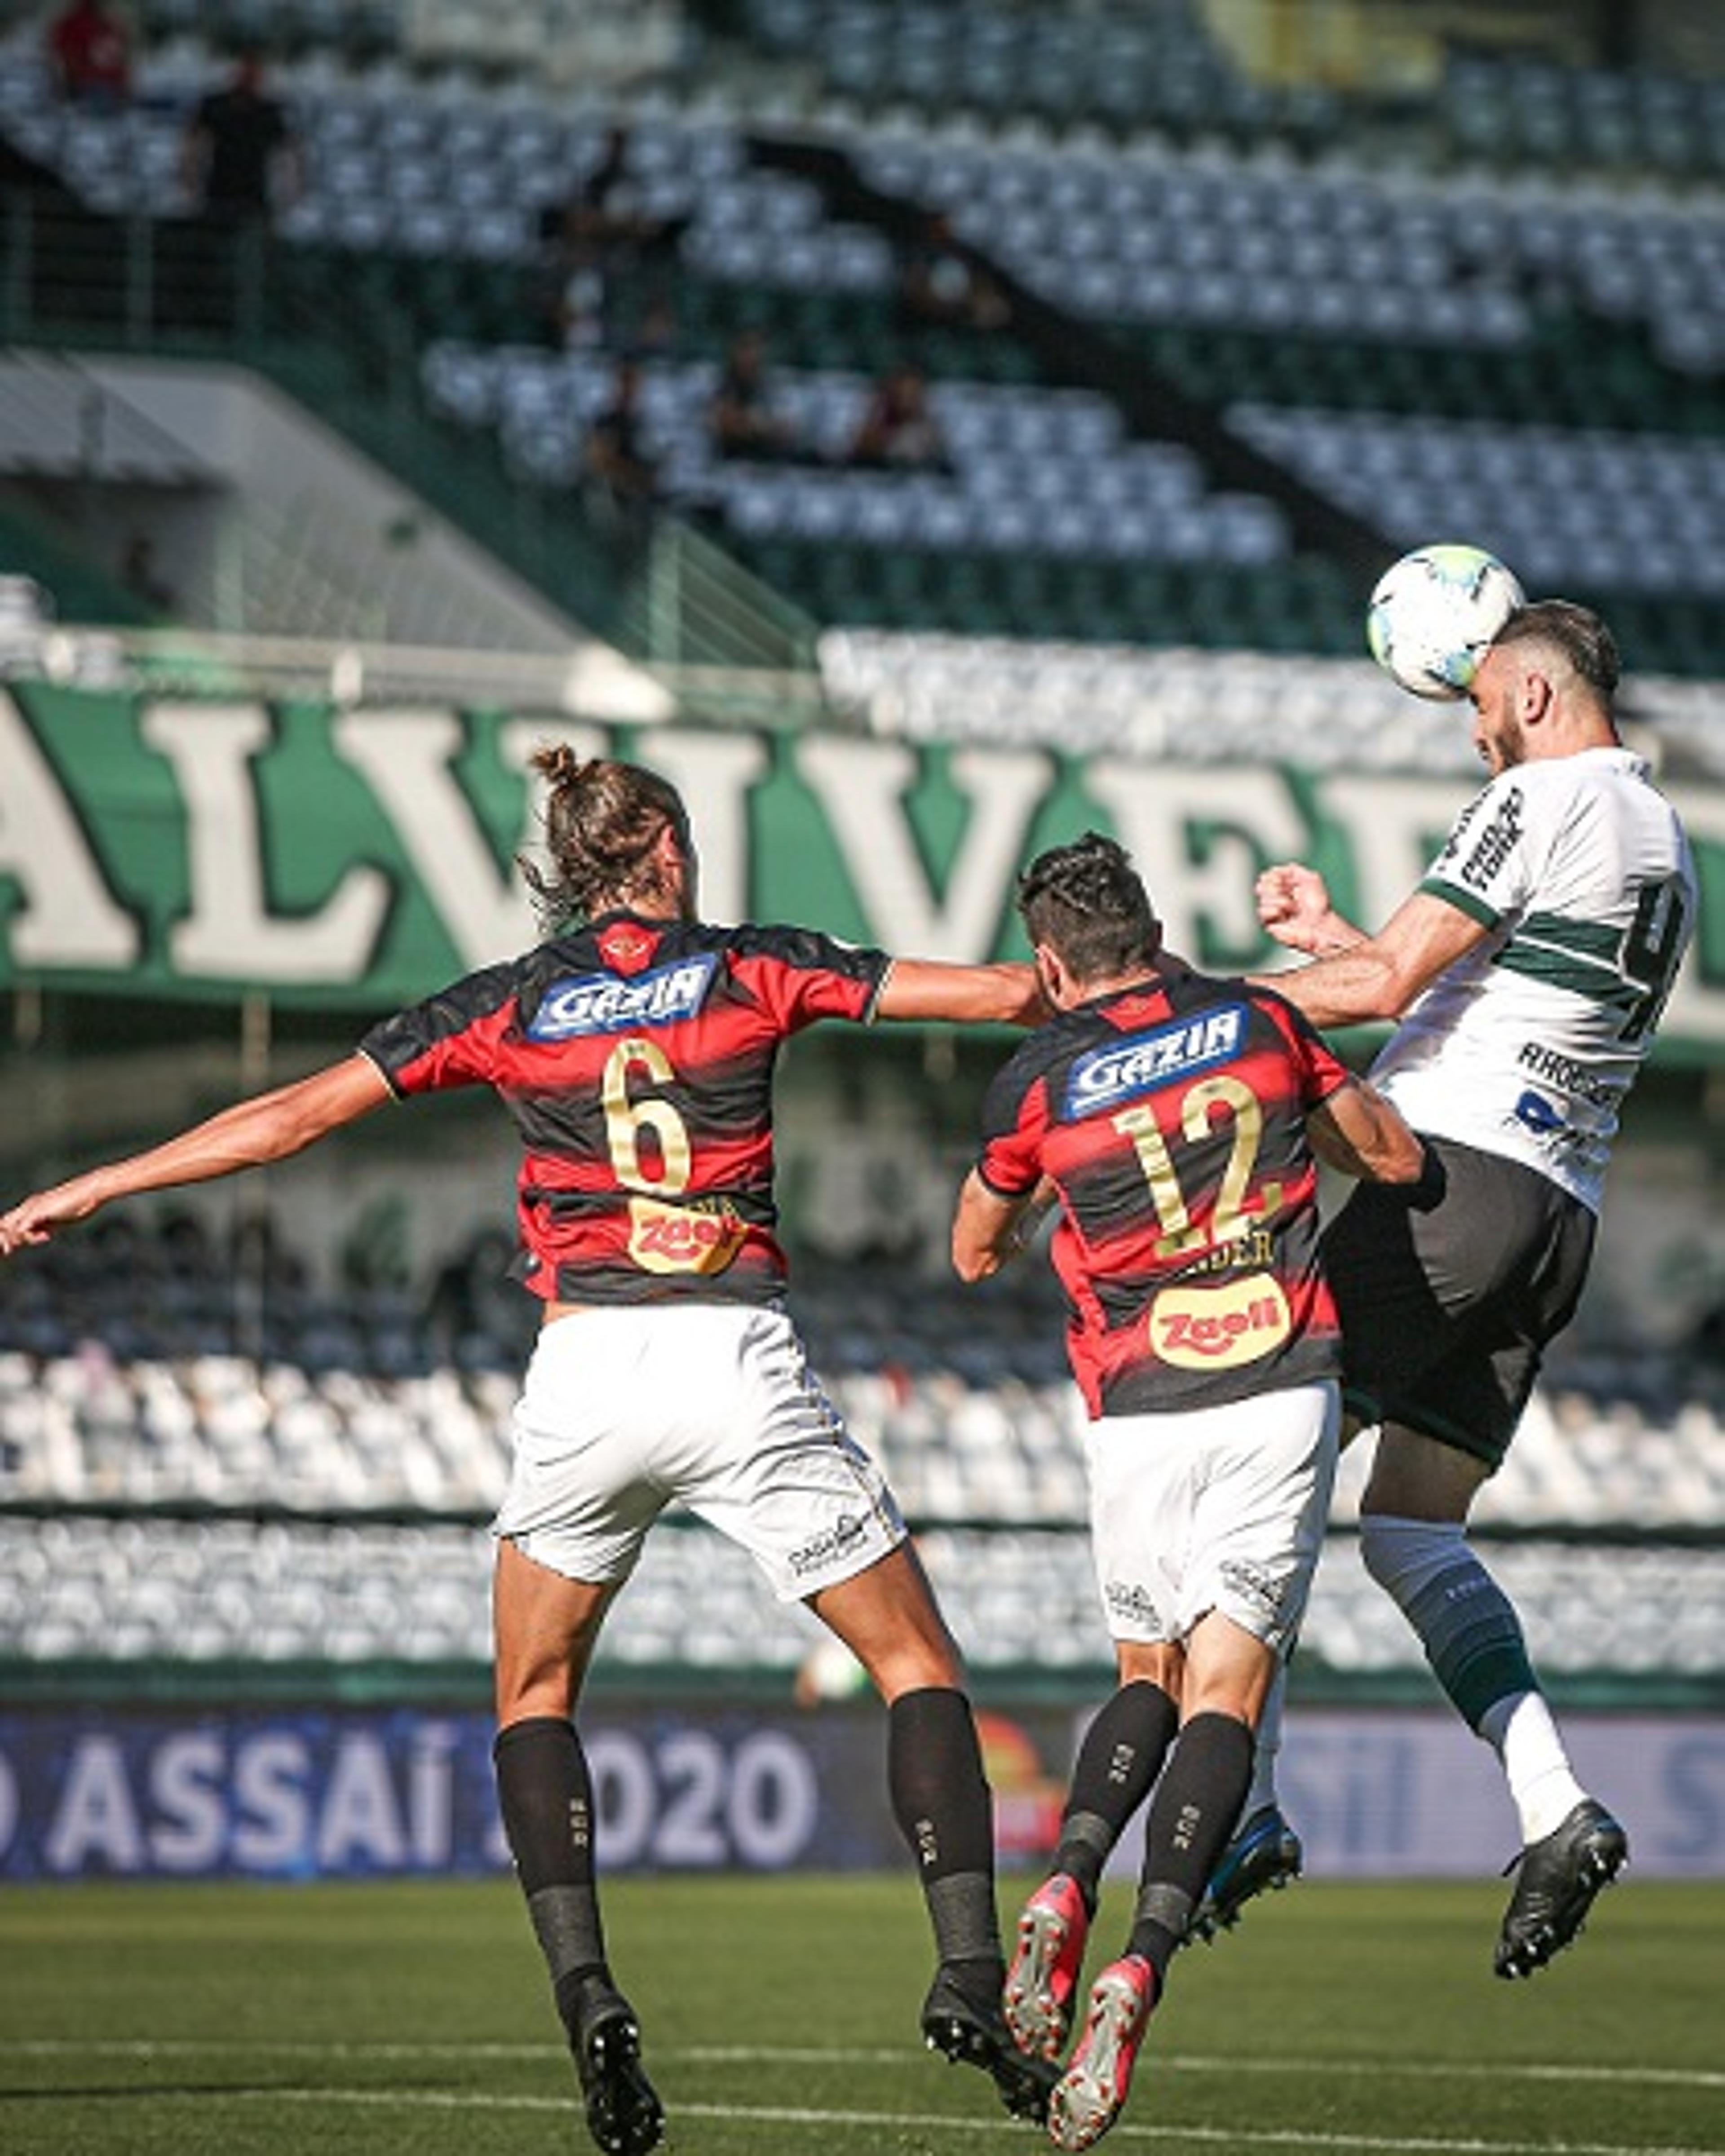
[[4, 680, 1724, 1052]]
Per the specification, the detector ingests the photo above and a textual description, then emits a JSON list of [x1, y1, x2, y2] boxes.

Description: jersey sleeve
[[974, 1047, 1050, 1198], [1255, 989, 1353, 1107], [1418, 771, 1539, 930], [356, 958, 523, 1098], [727, 924, 892, 1031]]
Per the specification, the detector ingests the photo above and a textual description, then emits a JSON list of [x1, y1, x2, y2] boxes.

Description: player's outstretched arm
[[0, 1054, 392, 1256], [1307, 1075, 1427, 1185], [876, 958, 1047, 1027], [1255, 862, 1363, 957], [1255, 889, 1485, 1031]]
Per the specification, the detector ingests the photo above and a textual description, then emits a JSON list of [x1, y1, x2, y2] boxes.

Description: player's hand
[[0, 1182, 98, 1256], [1256, 863, 1341, 954]]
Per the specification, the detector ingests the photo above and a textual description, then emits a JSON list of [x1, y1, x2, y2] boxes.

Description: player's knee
[[1359, 1513, 1467, 1604]]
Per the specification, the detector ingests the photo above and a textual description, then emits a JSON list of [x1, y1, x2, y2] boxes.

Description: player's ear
[[1034, 943, 1069, 1008], [1520, 666, 1555, 724]]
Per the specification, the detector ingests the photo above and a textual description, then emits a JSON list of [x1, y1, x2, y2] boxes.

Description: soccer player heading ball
[[1214, 595, 1695, 1980]]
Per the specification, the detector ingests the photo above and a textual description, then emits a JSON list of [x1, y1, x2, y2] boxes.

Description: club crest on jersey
[[1064, 1003, 1246, 1119], [528, 953, 719, 1040], [1149, 1273, 1291, 1370]]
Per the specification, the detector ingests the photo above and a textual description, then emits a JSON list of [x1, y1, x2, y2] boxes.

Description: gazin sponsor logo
[[1063, 1004, 1245, 1119], [528, 954, 718, 1040]]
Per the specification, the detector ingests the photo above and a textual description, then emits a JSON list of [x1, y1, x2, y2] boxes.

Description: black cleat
[[569, 1977, 665, 2156], [1494, 1799, 1628, 1980], [921, 1960, 1062, 2125]]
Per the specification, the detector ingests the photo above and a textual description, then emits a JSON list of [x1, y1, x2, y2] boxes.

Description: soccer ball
[[1366, 543, 1526, 701]]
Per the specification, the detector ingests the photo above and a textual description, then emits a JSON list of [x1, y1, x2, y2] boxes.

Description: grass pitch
[[1, 1872, 1720, 2156]]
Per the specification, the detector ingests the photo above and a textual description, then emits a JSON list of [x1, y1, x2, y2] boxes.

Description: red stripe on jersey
[[359, 915, 888, 1305], [975, 969, 1348, 1417]]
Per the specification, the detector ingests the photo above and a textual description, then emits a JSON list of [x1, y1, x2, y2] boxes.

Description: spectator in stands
[[952, 831, 1421, 2152], [537, 233, 611, 352], [898, 209, 1010, 338], [181, 48, 302, 223], [47, 0, 132, 108], [846, 362, 953, 474], [0, 751, 1061, 2156], [582, 360, 660, 541], [707, 328, 805, 464], [537, 125, 685, 268], [1226, 599, 1696, 1979], [534, 125, 685, 353]]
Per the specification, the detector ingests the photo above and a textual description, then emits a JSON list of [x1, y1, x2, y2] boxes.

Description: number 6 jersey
[[973, 964, 1353, 1419], [358, 911, 889, 1306]]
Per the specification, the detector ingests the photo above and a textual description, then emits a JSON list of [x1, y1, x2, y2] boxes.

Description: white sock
[[1242, 1661, 1286, 1819], [1477, 1690, 1587, 1845]]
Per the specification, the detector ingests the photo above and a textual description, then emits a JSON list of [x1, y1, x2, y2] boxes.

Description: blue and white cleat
[[1189, 1806, 1302, 1943]]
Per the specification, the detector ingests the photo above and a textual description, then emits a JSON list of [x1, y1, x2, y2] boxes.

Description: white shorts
[[491, 1302, 907, 1599], [1086, 1381, 1340, 1656]]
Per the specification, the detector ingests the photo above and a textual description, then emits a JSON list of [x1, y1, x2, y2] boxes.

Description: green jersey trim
[[1418, 876, 1497, 928], [1490, 910, 1642, 1019]]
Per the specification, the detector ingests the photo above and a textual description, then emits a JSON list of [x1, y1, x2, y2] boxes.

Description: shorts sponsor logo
[[528, 953, 718, 1040], [1065, 1004, 1245, 1119], [1104, 1580, 1163, 1632], [1150, 1273, 1291, 1370], [627, 1195, 747, 1275], [787, 1512, 872, 1580], [1221, 1556, 1298, 1637]]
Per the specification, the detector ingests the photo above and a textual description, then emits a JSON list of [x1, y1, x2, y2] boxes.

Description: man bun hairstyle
[[1016, 830, 1160, 984], [520, 749, 690, 929]]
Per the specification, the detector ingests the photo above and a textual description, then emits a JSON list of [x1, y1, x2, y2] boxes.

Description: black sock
[[1127, 1711, 1254, 1984], [1052, 1680, 1178, 1913], [494, 1716, 609, 2033], [888, 1685, 1002, 1971]]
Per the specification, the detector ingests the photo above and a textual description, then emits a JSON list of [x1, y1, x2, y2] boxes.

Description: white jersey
[[1370, 747, 1694, 1213]]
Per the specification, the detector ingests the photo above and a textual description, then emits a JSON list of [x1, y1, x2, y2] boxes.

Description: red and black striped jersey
[[975, 963, 1352, 1418], [358, 911, 889, 1306]]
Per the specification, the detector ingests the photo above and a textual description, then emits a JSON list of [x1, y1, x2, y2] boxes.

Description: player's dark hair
[[1492, 599, 1620, 699], [520, 748, 690, 928], [1016, 831, 1160, 983]]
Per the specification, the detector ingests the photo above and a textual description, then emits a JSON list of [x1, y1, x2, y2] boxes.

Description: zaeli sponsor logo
[[1149, 1273, 1292, 1370], [627, 1194, 748, 1275]]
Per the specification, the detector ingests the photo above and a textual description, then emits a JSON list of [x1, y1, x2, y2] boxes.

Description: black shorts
[[1321, 1135, 1596, 1471]]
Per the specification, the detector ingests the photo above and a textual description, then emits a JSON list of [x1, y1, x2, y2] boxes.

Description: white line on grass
[[685, 2048, 1725, 2093], [8, 2038, 1722, 2094], [177, 2086, 1725, 2156], [4, 2056, 1723, 2155]]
